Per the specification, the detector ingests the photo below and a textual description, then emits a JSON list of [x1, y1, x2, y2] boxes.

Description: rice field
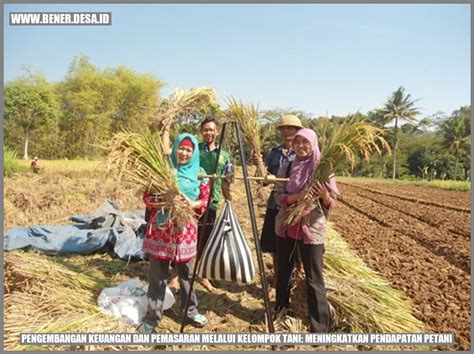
[[3, 161, 470, 350]]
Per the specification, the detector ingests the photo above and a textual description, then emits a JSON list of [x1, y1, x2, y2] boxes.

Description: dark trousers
[[197, 208, 217, 259], [144, 257, 198, 326], [276, 236, 331, 332]]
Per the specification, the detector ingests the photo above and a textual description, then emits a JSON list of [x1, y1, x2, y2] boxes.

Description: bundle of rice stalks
[[155, 87, 217, 131], [104, 129, 195, 226], [4, 251, 145, 351], [285, 116, 391, 225], [4, 251, 101, 294], [224, 97, 266, 177], [323, 226, 425, 334]]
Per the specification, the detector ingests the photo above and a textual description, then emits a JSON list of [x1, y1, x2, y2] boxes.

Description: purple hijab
[[278, 128, 340, 196]]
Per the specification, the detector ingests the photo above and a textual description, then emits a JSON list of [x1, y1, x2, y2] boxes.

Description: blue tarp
[[4, 200, 147, 261]]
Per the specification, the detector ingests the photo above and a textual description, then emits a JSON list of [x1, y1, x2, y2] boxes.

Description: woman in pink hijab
[[274, 128, 339, 332]]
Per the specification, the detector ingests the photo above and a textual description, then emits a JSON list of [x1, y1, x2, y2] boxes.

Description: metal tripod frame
[[179, 120, 275, 334]]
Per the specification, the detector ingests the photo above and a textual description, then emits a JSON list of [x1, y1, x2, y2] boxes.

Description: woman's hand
[[286, 190, 307, 204], [189, 200, 202, 209], [149, 201, 167, 209], [181, 194, 202, 210], [305, 182, 332, 207]]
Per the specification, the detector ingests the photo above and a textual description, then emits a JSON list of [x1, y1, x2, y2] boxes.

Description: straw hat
[[276, 114, 303, 129]]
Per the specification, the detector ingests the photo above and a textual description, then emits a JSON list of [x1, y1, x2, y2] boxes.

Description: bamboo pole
[[198, 172, 288, 183]]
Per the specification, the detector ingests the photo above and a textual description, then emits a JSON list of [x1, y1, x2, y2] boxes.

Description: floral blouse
[[274, 180, 336, 245], [142, 180, 210, 262]]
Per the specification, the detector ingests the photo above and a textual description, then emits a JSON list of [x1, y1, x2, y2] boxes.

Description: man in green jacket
[[196, 116, 233, 291]]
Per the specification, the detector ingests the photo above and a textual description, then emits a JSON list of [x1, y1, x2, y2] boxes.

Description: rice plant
[[4, 251, 142, 351], [154, 87, 217, 131], [104, 129, 195, 226], [284, 116, 391, 225], [324, 226, 425, 334], [224, 97, 266, 177]]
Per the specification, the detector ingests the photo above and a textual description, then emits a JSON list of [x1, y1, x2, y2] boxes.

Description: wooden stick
[[198, 172, 288, 183]]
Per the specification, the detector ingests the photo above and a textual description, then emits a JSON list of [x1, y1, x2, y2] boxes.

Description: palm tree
[[382, 87, 420, 179], [442, 116, 470, 180]]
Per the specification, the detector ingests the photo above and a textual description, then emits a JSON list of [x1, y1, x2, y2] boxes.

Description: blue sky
[[4, 3, 471, 118]]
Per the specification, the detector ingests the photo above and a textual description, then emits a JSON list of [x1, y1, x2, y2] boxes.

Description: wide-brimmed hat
[[276, 114, 303, 129]]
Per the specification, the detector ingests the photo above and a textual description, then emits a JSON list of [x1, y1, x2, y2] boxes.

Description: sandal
[[138, 322, 156, 334], [188, 313, 208, 327]]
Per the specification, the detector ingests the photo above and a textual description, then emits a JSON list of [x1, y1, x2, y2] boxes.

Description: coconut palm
[[442, 117, 470, 180], [382, 87, 420, 179]]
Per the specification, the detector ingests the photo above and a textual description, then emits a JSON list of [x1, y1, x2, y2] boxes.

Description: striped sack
[[197, 201, 255, 284]]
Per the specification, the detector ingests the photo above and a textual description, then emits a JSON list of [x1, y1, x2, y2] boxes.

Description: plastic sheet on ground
[[3, 200, 147, 261], [97, 279, 175, 326]]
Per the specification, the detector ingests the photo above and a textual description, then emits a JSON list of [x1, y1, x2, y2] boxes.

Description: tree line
[[4, 55, 471, 180]]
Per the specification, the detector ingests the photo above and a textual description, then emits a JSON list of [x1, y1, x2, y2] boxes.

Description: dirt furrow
[[345, 181, 471, 209], [332, 202, 471, 350], [339, 191, 470, 274], [339, 182, 470, 213], [357, 191, 470, 238], [343, 186, 471, 240]]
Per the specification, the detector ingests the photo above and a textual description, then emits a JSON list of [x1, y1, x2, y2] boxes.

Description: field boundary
[[339, 182, 471, 213]]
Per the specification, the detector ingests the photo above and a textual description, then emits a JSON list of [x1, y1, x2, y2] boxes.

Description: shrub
[[4, 148, 18, 177]]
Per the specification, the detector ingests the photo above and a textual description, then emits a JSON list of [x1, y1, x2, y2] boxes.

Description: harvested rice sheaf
[[3, 251, 146, 351], [323, 225, 425, 334], [224, 97, 266, 177], [105, 129, 195, 226], [155, 87, 217, 131]]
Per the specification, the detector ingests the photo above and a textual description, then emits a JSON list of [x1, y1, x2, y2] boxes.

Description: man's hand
[[262, 173, 277, 186], [222, 180, 232, 201], [224, 165, 235, 184], [251, 152, 264, 167]]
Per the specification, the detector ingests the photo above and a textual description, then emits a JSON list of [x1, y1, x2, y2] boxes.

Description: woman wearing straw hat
[[139, 134, 210, 334], [252, 114, 303, 299], [273, 128, 339, 332]]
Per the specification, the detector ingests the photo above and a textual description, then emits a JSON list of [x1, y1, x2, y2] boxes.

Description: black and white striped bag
[[197, 201, 255, 284]]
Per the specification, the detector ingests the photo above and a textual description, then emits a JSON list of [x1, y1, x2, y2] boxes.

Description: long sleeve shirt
[[274, 164, 336, 245], [264, 144, 296, 210]]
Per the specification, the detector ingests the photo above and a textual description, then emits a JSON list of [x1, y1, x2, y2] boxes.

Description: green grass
[[338, 176, 470, 191], [411, 179, 471, 191], [4, 149, 19, 177]]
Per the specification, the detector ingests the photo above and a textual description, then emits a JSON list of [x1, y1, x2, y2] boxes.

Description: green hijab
[[155, 133, 201, 229], [171, 133, 201, 201]]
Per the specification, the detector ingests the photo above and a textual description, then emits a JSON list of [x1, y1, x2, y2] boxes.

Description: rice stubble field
[[3, 162, 471, 350]]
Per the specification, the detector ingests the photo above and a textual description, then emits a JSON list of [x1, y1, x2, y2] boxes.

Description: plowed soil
[[332, 181, 471, 350]]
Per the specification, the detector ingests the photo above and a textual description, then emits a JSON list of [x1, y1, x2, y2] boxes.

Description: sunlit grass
[[15, 159, 103, 175]]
